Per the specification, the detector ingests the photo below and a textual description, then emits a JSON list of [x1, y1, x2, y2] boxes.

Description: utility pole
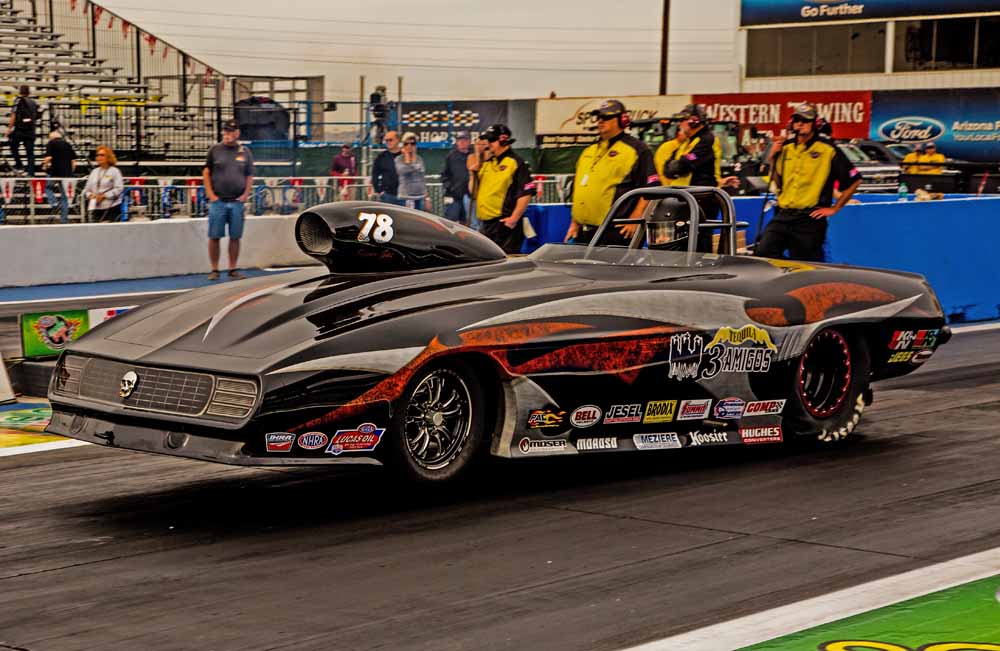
[[659, 0, 670, 94]]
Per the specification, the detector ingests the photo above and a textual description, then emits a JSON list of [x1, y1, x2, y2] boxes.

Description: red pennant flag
[[144, 33, 157, 54], [121, 20, 130, 39], [202, 69, 213, 86], [63, 180, 75, 201], [163, 45, 170, 59], [70, 0, 78, 12], [1, 179, 13, 201], [92, 5, 102, 25], [31, 179, 46, 204], [107, 13, 114, 29]]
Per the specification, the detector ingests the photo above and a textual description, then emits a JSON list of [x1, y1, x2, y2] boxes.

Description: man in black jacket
[[7, 85, 40, 176], [663, 103, 719, 252], [440, 131, 471, 224], [367, 130, 402, 205]]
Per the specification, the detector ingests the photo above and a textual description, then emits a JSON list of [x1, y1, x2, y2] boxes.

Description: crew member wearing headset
[[472, 123, 534, 253], [755, 102, 863, 262], [566, 99, 658, 245]]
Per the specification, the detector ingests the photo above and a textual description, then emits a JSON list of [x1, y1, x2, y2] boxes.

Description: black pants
[[755, 208, 828, 262], [480, 217, 524, 254], [9, 131, 35, 175]]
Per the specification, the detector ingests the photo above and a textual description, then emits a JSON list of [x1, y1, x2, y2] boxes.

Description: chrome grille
[[77, 358, 215, 416]]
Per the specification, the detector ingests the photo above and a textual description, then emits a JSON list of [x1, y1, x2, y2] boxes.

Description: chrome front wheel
[[403, 369, 472, 471]]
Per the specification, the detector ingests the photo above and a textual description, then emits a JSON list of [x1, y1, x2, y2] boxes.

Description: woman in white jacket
[[83, 145, 125, 222]]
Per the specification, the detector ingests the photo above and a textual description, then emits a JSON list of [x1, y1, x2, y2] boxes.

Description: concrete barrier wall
[[1, 215, 314, 288]]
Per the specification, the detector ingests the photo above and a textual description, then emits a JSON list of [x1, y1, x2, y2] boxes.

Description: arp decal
[[739, 425, 782, 444], [527, 409, 566, 429], [265, 432, 295, 453], [633, 433, 682, 450], [677, 399, 712, 420], [889, 329, 939, 351], [604, 404, 643, 425], [714, 397, 745, 420], [326, 422, 385, 455], [576, 436, 618, 451], [701, 324, 777, 380], [569, 405, 602, 429], [888, 351, 915, 363], [667, 332, 704, 380], [688, 429, 730, 446], [297, 432, 329, 450], [643, 400, 677, 424], [743, 399, 786, 416], [517, 437, 568, 454]]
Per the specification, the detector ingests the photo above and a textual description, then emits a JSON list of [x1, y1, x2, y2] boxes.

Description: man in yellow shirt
[[472, 123, 534, 253], [918, 142, 945, 174]]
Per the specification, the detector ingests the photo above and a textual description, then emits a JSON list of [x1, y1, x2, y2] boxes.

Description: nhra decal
[[576, 436, 618, 451], [677, 398, 712, 420], [714, 397, 745, 419], [643, 400, 677, 424], [889, 329, 939, 351], [518, 437, 568, 454], [688, 429, 731, 446], [326, 422, 385, 455], [604, 403, 643, 424], [667, 332, 703, 380], [739, 425, 782, 444], [701, 325, 777, 380], [633, 432, 682, 450], [569, 405, 602, 428], [527, 409, 566, 429], [265, 432, 295, 453], [297, 432, 329, 450], [743, 399, 786, 416]]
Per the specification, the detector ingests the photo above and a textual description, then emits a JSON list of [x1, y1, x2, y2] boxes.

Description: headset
[[618, 111, 631, 129]]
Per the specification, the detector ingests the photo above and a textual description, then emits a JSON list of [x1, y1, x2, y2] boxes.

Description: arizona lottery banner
[[741, 0, 1000, 26]]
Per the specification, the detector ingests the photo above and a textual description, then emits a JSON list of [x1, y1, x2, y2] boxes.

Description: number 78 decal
[[357, 212, 395, 243]]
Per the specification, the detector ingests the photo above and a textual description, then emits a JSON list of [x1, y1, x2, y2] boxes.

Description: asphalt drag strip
[[0, 331, 999, 651]]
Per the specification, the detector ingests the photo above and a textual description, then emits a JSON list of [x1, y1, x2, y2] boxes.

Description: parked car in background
[[835, 141, 901, 193]]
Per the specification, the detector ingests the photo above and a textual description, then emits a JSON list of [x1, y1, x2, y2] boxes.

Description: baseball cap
[[222, 119, 239, 131], [674, 103, 708, 122], [481, 123, 515, 144], [455, 130, 470, 140], [589, 99, 626, 119], [791, 102, 818, 121]]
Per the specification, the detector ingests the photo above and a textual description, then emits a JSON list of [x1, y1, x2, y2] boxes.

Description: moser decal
[[889, 329, 939, 351], [633, 432, 682, 450], [576, 436, 618, 451], [326, 422, 385, 455], [701, 324, 776, 380], [518, 437, 568, 454], [743, 399, 786, 416], [667, 332, 703, 380], [569, 405, 602, 429], [714, 397, 746, 420], [688, 429, 730, 446], [643, 400, 677, 424], [265, 432, 295, 453], [297, 432, 329, 450], [740, 425, 782, 444], [604, 403, 643, 424], [527, 409, 566, 429], [877, 116, 945, 144], [677, 398, 712, 420]]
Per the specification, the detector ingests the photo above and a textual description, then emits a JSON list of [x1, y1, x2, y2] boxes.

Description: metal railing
[[0, 174, 574, 224]]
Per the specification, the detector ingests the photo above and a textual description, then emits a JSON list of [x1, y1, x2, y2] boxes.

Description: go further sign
[[741, 0, 1000, 27]]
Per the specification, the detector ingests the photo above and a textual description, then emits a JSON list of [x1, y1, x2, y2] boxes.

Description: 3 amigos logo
[[877, 116, 945, 144]]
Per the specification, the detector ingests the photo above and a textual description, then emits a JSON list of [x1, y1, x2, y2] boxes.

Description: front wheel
[[785, 328, 871, 443], [384, 360, 488, 484]]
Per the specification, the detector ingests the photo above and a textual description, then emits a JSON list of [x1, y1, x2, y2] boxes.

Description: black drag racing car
[[48, 187, 950, 483]]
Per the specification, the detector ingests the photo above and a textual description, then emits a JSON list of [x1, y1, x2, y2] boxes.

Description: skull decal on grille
[[119, 371, 139, 398]]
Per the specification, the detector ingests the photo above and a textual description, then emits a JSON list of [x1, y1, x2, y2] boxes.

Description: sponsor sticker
[[326, 422, 385, 455], [518, 437, 568, 454], [668, 332, 704, 381], [739, 425, 782, 445], [912, 349, 934, 365], [743, 399, 786, 416], [527, 409, 566, 429], [677, 398, 712, 420], [576, 436, 618, 451], [643, 400, 677, 424], [702, 324, 777, 380], [688, 429, 730, 446], [889, 329, 939, 351], [569, 405, 602, 429], [633, 432, 682, 450], [265, 432, 295, 453], [604, 403, 643, 424], [714, 397, 745, 419], [888, 351, 915, 363], [297, 432, 329, 450]]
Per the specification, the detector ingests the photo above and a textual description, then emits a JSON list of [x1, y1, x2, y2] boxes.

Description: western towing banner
[[694, 91, 871, 143], [535, 95, 691, 148], [741, 0, 1000, 27], [871, 88, 1000, 162]]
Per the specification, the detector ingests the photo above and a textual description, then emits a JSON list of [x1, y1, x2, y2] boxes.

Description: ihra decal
[[569, 405, 602, 429], [265, 432, 295, 453], [677, 398, 712, 420], [576, 436, 618, 451], [889, 329, 939, 350], [743, 399, 786, 416], [633, 433, 681, 450], [643, 400, 677, 424], [297, 432, 329, 450], [668, 332, 704, 380], [326, 422, 385, 455], [701, 324, 777, 380], [604, 404, 643, 424], [527, 409, 566, 429]]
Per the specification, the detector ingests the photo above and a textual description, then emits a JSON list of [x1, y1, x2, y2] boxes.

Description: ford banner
[[870, 89, 1000, 162], [741, 0, 1000, 27]]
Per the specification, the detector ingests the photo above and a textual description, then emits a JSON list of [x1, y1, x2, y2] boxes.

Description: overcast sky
[[100, 0, 664, 101]]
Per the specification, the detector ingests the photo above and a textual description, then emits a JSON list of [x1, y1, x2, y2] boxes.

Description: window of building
[[746, 23, 886, 78], [894, 16, 994, 71]]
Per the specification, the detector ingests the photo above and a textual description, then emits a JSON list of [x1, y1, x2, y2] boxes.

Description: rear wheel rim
[[403, 369, 472, 471], [797, 330, 852, 419]]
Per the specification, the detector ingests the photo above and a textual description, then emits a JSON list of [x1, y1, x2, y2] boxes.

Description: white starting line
[[0, 439, 90, 457]]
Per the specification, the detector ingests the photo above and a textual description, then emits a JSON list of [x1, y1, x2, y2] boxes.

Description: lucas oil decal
[[701, 325, 777, 380], [326, 422, 385, 455]]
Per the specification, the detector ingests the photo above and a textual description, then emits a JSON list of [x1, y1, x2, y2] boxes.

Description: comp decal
[[325, 422, 385, 455], [743, 399, 786, 416]]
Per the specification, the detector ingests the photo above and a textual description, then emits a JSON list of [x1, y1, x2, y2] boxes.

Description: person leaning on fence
[[473, 123, 534, 254], [330, 143, 357, 199], [43, 130, 77, 224], [7, 85, 40, 177], [203, 119, 254, 281], [368, 130, 402, 205], [82, 146, 124, 223], [919, 142, 945, 175], [440, 131, 471, 225], [395, 132, 429, 211]]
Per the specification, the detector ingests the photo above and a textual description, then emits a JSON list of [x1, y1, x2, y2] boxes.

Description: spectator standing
[[919, 142, 945, 174], [82, 145, 124, 223], [369, 130, 402, 204], [395, 132, 429, 211], [474, 123, 534, 253], [755, 102, 863, 262], [330, 144, 357, 199], [566, 99, 657, 245], [203, 119, 254, 281], [43, 130, 77, 224], [465, 133, 490, 230], [902, 144, 923, 175], [7, 85, 40, 176], [440, 131, 471, 224]]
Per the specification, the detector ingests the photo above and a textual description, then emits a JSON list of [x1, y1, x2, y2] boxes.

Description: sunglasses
[[596, 114, 618, 122], [791, 116, 812, 124]]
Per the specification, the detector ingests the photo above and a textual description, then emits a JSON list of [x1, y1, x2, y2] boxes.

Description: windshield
[[887, 143, 914, 157], [837, 143, 872, 163], [528, 243, 721, 268]]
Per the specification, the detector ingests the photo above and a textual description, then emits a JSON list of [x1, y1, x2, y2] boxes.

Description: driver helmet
[[646, 197, 691, 250]]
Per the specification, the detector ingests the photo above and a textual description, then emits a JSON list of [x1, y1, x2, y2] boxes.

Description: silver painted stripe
[[202, 283, 285, 341], [0, 440, 91, 457], [267, 347, 426, 375]]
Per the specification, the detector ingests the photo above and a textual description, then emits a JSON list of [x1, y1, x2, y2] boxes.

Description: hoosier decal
[[701, 324, 777, 380], [688, 429, 730, 446]]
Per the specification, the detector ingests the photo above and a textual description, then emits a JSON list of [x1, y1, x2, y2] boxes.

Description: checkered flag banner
[[402, 109, 481, 128]]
